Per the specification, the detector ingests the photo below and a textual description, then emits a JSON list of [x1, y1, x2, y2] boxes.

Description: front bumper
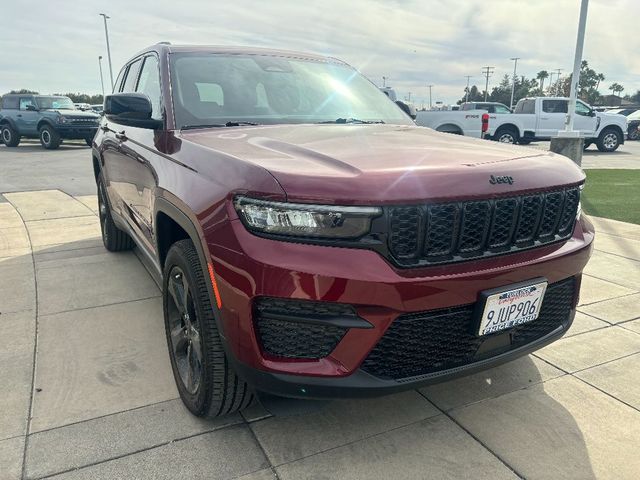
[[209, 214, 594, 397], [230, 317, 571, 399], [56, 125, 98, 139]]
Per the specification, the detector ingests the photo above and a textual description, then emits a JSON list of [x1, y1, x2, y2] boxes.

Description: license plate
[[476, 279, 548, 336]]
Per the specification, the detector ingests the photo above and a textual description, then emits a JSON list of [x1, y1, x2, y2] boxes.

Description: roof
[[144, 43, 346, 65]]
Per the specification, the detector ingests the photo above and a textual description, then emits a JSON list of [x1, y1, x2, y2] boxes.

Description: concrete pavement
[[1, 190, 639, 479]]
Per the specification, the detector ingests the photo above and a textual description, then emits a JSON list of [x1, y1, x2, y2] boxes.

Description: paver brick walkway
[[1, 190, 639, 479]]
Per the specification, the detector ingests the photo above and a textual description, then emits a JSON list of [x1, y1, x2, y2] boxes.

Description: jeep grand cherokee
[[92, 43, 594, 417]]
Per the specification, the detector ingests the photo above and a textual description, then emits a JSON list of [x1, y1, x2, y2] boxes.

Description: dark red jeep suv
[[93, 43, 594, 418]]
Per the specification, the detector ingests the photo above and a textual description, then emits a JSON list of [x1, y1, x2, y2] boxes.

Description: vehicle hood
[[179, 124, 585, 204], [45, 109, 100, 119], [597, 112, 627, 127]]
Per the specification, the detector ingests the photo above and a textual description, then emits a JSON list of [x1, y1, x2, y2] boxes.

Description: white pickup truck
[[485, 97, 628, 152], [415, 110, 488, 138]]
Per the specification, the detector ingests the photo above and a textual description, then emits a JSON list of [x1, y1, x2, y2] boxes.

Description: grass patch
[[582, 169, 640, 225]]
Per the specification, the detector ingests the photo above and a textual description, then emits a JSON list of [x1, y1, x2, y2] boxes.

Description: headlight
[[234, 196, 381, 239], [57, 116, 67, 124]]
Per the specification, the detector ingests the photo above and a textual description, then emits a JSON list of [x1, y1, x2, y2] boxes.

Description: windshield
[[169, 53, 413, 128], [36, 96, 76, 110]]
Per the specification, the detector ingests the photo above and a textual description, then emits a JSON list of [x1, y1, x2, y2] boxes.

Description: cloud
[[0, 0, 637, 105]]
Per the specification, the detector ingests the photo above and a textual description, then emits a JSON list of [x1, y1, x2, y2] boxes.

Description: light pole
[[98, 56, 105, 98], [464, 76, 472, 103], [481, 66, 494, 101], [382, 76, 388, 88], [427, 85, 433, 109], [509, 57, 520, 109], [554, 69, 563, 95], [564, 0, 589, 134], [99, 13, 114, 91]]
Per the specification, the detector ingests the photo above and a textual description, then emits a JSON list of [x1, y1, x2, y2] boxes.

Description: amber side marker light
[[207, 262, 223, 309]]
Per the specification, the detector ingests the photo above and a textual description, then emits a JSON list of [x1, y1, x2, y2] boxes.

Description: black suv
[[0, 94, 100, 149]]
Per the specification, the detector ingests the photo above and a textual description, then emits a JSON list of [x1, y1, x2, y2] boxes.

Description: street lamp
[[509, 57, 520, 110], [99, 13, 114, 91], [427, 85, 433, 109], [98, 56, 105, 98]]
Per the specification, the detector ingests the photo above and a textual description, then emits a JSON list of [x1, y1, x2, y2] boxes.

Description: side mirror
[[395, 100, 417, 120], [104, 93, 162, 129], [590, 110, 596, 117], [26, 104, 38, 111]]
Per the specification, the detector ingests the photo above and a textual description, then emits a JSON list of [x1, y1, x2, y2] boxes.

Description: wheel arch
[[36, 118, 56, 132], [154, 196, 225, 330], [0, 117, 18, 130], [602, 124, 625, 143], [435, 123, 463, 135]]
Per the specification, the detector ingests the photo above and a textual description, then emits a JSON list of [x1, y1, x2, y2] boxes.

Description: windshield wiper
[[181, 121, 260, 130], [317, 118, 385, 124]]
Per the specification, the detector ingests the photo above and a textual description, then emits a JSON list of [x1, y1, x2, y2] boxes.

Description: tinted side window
[[114, 67, 126, 93], [515, 100, 535, 114], [136, 55, 162, 120], [2, 96, 19, 109], [575, 101, 591, 116], [121, 59, 142, 93], [19, 97, 36, 110], [542, 100, 568, 113]]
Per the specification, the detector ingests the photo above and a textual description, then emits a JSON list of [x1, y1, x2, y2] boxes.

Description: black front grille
[[254, 298, 355, 359], [388, 187, 580, 267], [361, 277, 575, 380]]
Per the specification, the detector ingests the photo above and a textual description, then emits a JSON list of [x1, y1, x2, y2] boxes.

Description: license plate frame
[[473, 278, 548, 337]]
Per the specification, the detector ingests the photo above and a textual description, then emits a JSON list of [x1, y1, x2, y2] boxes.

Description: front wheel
[[1, 124, 20, 147], [596, 128, 622, 152], [163, 240, 254, 418], [494, 127, 519, 144], [39, 125, 61, 150], [628, 125, 639, 141]]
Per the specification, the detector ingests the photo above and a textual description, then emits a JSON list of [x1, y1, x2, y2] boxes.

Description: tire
[[163, 239, 254, 418], [97, 173, 135, 251], [39, 125, 61, 150], [595, 127, 622, 152], [85, 138, 93, 147], [628, 125, 639, 141], [494, 127, 519, 144], [1, 124, 20, 147]]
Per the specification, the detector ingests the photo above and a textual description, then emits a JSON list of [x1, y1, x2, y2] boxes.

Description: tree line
[[459, 61, 639, 106], [1, 89, 104, 105]]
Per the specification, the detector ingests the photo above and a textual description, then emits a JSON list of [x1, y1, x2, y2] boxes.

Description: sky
[[1, 0, 638, 106]]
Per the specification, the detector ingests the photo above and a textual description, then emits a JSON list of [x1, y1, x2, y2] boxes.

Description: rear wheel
[[39, 125, 61, 150], [97, 173, 135, 251], [596, 128, 621, 152], [494, 127, 519, 144], [1, 124, 20, 147], [163, 240, 254, 418]]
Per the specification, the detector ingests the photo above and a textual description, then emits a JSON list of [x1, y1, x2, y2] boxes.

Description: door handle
[[101, 125, 109, 132], [115, 131, 127, 141], [16, 114, 22, 117]]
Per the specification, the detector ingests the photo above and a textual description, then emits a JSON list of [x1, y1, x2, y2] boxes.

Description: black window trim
[[135, 53, 164, 122]]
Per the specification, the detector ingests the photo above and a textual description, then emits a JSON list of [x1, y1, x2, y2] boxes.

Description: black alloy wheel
[[166, 266, 203, 395]]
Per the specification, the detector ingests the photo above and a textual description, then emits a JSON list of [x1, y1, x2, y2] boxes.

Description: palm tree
[[536, 70, 549, 94], [595, 73, 605, 92], [609, 83, 625, 97]]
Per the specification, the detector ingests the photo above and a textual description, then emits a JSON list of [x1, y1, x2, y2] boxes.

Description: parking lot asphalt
[[1, 140, 640, 479]]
